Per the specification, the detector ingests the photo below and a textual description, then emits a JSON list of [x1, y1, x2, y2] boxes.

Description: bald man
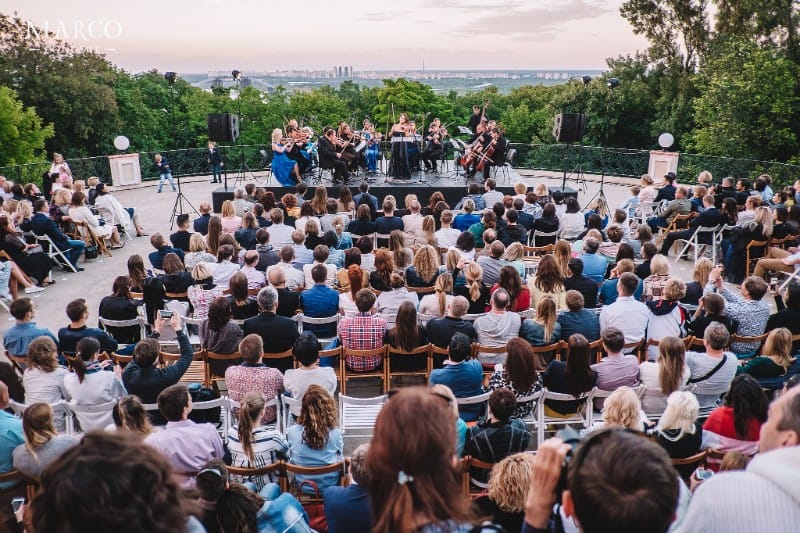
[[268, 267, 300, 318]]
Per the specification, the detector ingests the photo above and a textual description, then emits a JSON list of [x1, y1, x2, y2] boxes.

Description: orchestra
[[269, 103, 506, 186]]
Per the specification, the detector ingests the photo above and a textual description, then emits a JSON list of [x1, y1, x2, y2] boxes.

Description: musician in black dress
[[318, 127, 350, 184], [407, 121, 421, 172], [387, 113, 411, 181], [421, 123, 444, 173], [285, 125, 310, 174]]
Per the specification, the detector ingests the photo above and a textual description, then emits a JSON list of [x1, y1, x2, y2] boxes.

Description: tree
[[687, 40, 800, 161], [0, 86, 53, 165], [620, 0, 711, 72], [373, 79, 454, 129], [713, 0, 800, 61]]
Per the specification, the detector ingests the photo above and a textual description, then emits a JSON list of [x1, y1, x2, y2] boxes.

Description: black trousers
[[421, 147, 442, 169], [326, 160, 350, 181]]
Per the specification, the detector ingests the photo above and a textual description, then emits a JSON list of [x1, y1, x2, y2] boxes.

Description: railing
[[3, 142, 800, 188], [509, 143, 800, 186]]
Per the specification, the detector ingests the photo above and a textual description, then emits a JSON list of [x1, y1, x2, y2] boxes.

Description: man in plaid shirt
[[338, 289, 387, 371]]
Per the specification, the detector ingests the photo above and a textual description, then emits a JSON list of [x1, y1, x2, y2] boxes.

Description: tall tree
[[0, 86, 54, 166]]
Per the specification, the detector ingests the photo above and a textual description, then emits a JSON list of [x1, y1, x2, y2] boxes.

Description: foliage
[[0, 86, 54, 166]]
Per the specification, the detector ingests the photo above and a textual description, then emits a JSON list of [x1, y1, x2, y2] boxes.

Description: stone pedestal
[[108, 153, 141, 186], [648, 150, 680, 185]]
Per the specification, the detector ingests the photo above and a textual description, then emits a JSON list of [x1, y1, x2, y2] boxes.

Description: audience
[[284, 333, 337, 418], [4, 297, 57, 357], [426, 295, 477, 348], [429, 333, 484, 422], [324, 443, 373, 533], [23, 337, 70, 431], [684, 322, 739, 409], [599, 272, 649, 343], [144, 384, 225, 486], [13, 402, 78, 480], [557, 290, 600, 341], [563, 257, 599, 309], [474, 289, 522, 366], [487, 338, 541, 418], [242, 286, 300, 354], [650, 390, 702, 460], [706, 267, 770, 357], [591, 327, 640, 410]]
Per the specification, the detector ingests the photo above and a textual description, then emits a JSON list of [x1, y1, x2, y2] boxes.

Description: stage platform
[[211, 167, 578, 212]]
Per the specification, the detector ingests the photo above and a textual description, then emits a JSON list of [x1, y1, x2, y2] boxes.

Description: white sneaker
[[24, 286, 45, 294]]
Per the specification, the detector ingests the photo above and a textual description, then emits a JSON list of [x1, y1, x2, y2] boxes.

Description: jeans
[[252, 482, 312, 533], [210, 163, 222, 182], [647, 216, 668, 233], [158, 172, 176, 192], [65, 239, 85, 267]]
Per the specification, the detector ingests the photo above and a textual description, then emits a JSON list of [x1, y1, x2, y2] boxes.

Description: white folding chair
[[8, 399, 75, 436], [224, 396, 281, 439], [68, 399, 119, 433], [31, 231, 79, 273], [98, 316, 148, 348], [279, 395, 302, 433], [455, 391, 491, 421], [676, 225, 719, 263], [536, 388, 594, 445], [338, 394, 387, 441], [590, 384, 646, 423], [296, 313, 340, 345], [779, 264, 800, 292], [531, 229, 560, 247]]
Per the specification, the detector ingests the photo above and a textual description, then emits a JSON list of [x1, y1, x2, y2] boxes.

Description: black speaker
[[207, 113, 240, 142], [552, 113, 587, 143]]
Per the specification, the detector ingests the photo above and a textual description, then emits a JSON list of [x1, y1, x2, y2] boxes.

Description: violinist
[[285, 124, 310, 174], [363, 120, 381, 175], [336, 123, 359, 171], [318, 127, 350, 184], [407, 121, 421, 172], [387, 113, 411, 181], [421, 122, 444, 173]]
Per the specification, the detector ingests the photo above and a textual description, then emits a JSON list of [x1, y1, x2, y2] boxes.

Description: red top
[[490, 284, 531, 312]]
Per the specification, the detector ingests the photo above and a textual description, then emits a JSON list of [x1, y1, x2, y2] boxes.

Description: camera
[[555, 427, 583, 496]]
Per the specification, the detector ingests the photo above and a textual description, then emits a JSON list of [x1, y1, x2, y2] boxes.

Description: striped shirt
[[338, 312, 387, 371], [227, 425, 289, 490]]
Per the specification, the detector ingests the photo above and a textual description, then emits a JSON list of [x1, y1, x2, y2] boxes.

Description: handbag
[[24, 244, 44, 255], [84, 245, 98, 260], [297, 480, 328, 533]]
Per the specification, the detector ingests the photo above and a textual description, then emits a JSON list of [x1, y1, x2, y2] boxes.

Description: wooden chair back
[[386, 343, 431, 387], [340, 345, 387, 395]]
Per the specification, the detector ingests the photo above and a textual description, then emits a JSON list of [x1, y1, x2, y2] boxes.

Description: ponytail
[[74, 337, 100, 384], [237, 392, 265, 461], [468, 278, 481, 302]]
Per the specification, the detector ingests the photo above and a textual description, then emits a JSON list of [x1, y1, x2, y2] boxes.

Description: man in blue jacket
[[324, 443, 372, 533], [29, 199, 85, 271], [429, 332, 484, 422]]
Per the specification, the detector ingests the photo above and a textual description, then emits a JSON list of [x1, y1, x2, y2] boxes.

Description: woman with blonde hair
[[228, 391, 289, 490], [188, 261, 223, 320], [528, 254, 567, 310], [454, 261, 490, 314], [184, 233, 216, 271], [553, 239, 572, 278], [270, 128, 302, 186], [724, 205, 774, 284], [219, 200, 241, 235], [310, 185, 328, 216], [287, 385, 343, 492], [520, 295, 560, 347], [23, 337, 70, 431], [593, 386, 646, 433], [534, 183, 550, 204], [406, 245, 440, 287], [650, 391, 702, 460], [738, 327, 795, 378], [419, 272, 454, 317], [13, 403, 78, 479], [512, 181, 528, 200], [502, 241, 525, 278], [388, 229, 413, 268], [639, 174, 657, 203], [421, 214, 437, 246], [475, 453, 536, 532], [439, 248, 467, 286], [109, 395, 154, 437], [639, 335, 690, 414], [68, 191, 123, 248], [683, 257, 713, 306], [642, 254, 671, 301]]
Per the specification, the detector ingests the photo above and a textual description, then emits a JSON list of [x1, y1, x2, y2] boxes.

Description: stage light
[[581, 75, 592, 85], [232, 70, 241, 81], [607, 77, 620, 89], [164, 72, 177, 85]]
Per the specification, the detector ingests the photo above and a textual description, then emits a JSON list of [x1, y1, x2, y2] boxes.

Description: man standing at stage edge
[[208, 141, 223, 184]]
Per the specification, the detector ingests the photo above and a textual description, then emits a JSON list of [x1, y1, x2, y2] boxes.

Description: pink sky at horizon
[[2, 0, 650, 73]]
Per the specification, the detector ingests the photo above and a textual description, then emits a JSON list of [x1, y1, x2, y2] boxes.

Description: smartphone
[[11, 497, 24, 513], [770, 276, 778, 291], [695, 468, 713, 481], [158, 310, 174, 319]]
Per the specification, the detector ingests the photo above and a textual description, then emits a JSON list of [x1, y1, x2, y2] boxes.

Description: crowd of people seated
[[2, 172, 800, 532]]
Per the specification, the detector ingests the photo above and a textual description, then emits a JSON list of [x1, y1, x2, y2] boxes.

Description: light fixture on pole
[[658, 132, 675, 150], [581, 75, 592, 85], [231, 69, 249, 186], [163, 70, 197, 228]]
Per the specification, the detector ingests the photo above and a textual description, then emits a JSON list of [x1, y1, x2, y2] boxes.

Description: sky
[[2, 0, 650, 73]]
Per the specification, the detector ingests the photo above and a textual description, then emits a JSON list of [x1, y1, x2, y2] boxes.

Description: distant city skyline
[[3, 0, 650, 73]]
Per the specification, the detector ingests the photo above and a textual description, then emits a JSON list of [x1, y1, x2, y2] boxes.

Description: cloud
[[455, 0, 611, 37]]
